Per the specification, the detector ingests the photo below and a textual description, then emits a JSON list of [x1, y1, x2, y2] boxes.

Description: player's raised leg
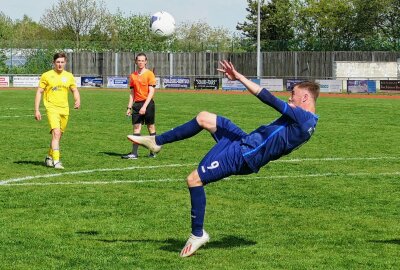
[[127, 111, 217, 153]]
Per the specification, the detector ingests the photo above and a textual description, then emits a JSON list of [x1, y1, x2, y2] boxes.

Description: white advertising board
[[0, 76, 10, 87], [13, 76, 40, 87], [107, 77, 128, 88], [316, 79, 343, 93], [260, 79, 284, 91], [334, 61, 397, 79]]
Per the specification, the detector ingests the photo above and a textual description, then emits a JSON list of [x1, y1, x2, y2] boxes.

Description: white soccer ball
[[150, 11, 176, 37]]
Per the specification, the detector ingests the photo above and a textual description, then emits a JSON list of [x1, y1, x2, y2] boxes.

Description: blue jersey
[[240, 89, 319, 173]]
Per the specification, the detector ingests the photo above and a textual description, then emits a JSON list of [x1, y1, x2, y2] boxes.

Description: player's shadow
[[14, 160, 45, 166], [160, 235, 257, 253], [76, 230, 100, 236], [369, 239, 400, 245], [99, 151, 124, 157], [86, 234, 256, 253]]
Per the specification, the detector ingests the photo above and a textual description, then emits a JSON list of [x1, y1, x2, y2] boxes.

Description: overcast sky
[[1, 0, 249, 33]]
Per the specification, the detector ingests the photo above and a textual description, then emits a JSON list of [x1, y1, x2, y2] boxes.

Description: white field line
[[0, 114, 46, 118], [0, 163, 197, 185], [3, 171, 400, 187], [0, 114, 35, 118], [275, 157, 397, 162], [0, 156, 398, 186]]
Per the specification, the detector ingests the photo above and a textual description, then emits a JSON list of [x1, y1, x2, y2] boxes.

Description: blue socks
[[189, 186, 206, 237], [152, 117, 207, 237], [155, 117, 202, 145]]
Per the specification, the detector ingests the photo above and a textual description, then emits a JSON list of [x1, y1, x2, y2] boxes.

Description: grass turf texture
[[0, 89, 399, 269]]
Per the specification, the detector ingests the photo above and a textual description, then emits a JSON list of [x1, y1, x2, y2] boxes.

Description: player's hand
[[35, 110, 41, 121], [74, 101, 80, 109], [217, 60, 238, 80], [126, 108, 132, 116], [139, 107, 146, 115]]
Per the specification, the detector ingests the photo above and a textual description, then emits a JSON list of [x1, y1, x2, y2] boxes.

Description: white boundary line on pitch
[[0, 156, 398, 186], [0, 114, 46, 118], [0, 114, 35, 118], [3, 171, 400, 187], [273, 157, 398, 162], [0, 163, 197, 185]]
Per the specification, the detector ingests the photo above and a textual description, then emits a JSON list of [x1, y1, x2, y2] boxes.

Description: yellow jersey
[[39, 69, 76, 113]]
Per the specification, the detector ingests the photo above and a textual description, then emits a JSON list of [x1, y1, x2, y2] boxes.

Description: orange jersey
[[129, 69, 156, 102]]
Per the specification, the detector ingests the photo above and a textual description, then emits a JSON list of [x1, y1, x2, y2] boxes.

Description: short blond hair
[[295, 81, 320, 101]]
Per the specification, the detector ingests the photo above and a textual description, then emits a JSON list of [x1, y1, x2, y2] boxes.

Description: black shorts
[[132, 100, 155, 125]]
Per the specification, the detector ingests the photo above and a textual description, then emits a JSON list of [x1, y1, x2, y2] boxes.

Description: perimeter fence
[[2, 50, 400, 93]]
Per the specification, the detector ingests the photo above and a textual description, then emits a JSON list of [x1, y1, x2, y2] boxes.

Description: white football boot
[[127, 135, 162, 154], [53, 161, 64, 169], [44, 156, 53, 167], [180, 230, 210, 257], [121, 153, 138, 159]]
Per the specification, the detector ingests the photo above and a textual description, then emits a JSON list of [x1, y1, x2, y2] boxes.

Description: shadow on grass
[[369, 239, 400, 245], [76, 230, 100, 236], [160, 235, 257, 252], [99, 151, 124, 157], [84, 234, 256, 252], [14, 160, 45, 166]]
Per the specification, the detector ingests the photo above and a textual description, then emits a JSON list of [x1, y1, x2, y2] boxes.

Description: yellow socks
[[52, 149, 60, 162]]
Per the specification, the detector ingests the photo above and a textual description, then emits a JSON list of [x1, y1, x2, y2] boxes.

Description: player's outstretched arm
[[217, 60, 262, 95]]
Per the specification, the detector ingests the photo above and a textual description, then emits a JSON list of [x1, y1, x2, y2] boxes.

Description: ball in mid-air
[[150, 11, 176, 37]]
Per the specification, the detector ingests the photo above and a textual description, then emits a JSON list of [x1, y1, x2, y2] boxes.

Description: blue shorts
[[197, 116, 253, 185]]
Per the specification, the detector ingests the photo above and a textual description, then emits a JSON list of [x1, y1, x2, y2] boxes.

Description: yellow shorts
[[46, 110, 69, 132]]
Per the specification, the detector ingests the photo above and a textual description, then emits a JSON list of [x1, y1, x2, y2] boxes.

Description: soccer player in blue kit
[[128, 60, 320, 257]]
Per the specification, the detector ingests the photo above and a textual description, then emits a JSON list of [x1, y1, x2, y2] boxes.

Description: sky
[[1, 0, 249, 33]]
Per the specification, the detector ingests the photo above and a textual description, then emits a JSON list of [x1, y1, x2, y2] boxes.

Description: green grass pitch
[[0, 89, 399, 269]]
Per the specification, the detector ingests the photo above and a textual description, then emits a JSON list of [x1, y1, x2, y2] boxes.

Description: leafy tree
[[113, 12, 153, 51], [23, 50, 54, 74], [175, 21, 233, 52], [239, 0, 400, 51], [0, 50, 9, 73], [111, 12, 174, 52], [12, 15, 54, 48], [0, 12, 13, 41], [40, 0, 109, 49], [237, 0, 295, 51], [293, 0, 356, 50], [378, 0, 400, 48]]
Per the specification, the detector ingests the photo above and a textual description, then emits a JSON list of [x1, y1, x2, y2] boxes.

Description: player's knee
[[52, 129, 62, 139], [196, 111, 216, 130], [186, 171, 203, 187], [196, 111, 209, 124]]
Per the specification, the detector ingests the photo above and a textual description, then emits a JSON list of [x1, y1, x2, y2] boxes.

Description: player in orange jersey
[[122, 53, 157, 159]]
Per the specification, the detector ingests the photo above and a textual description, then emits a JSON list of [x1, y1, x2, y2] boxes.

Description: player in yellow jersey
[[34, 52, 81, 169]]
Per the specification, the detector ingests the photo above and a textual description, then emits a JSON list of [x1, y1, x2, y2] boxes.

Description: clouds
[[2, 0, 248, 32]]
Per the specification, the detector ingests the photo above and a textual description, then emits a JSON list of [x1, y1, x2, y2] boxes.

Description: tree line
[[239, 0, 400, 51], [1, 0, 400, 52], [1, 0, 400, 74]]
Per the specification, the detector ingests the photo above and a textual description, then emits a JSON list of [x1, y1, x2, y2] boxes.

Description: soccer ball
[[150, 11, 176, 37]]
